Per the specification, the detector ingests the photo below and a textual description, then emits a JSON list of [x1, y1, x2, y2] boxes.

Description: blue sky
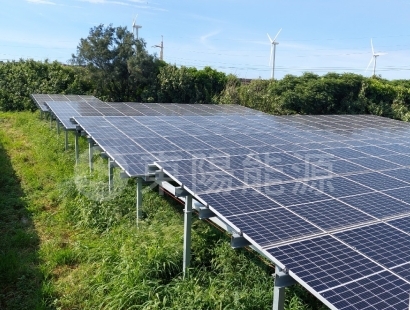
[[1, 0, 409, 80]]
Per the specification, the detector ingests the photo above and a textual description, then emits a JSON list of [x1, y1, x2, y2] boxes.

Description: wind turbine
[[152, 35, 164, 61], [132, 14, 142, 40], [366, 38, 386, 77], [267, 28, 282, 80]]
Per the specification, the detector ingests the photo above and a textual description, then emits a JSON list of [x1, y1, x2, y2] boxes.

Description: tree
[[71, 24, 136, 101], [127, 44, 166, 102]]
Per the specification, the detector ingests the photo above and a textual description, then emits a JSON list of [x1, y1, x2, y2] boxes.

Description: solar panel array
[[31, 94, 102, 112], [74, 112, 410, 310], [47, 101, 263, 130]]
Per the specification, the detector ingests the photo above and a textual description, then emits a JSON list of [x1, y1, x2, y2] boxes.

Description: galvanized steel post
[[183, 195, 193, 278], [136, 177, 142, 227]]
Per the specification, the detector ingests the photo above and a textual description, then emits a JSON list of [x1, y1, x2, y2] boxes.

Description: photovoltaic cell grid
[[48, 101, 263, 130], [73, 112, 410, 310], [30, 94, 102, 112]]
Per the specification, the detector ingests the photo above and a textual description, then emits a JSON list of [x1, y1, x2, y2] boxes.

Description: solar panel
[[268, 235, 383, 292], [340, 192, 410, 219], [335, 223, 410, 268], [289, 199, 373, 230], [346, 171, 409, 191], [225, 207, 322, 246], [31, 94, 102, 112], [48, 102, 262, 130], [72, 112, 410, 310], [382, 187, 410, 204]]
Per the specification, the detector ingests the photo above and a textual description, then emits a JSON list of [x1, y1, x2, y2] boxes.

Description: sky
[[1, 0, 410, 80]]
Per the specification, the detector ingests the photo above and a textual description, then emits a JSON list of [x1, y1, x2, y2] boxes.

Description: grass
[[0, 111, 327, 309]]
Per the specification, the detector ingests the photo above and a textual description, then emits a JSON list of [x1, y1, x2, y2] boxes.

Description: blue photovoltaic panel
[[249, 152, 305, 166], [335, 223, 410, 268], [175, 171, 247, 194], [198, 187, 281, 217], [352, 145, 397, 156], [157, 158, 223, 176], [274, 143, 309, 152], [379, 154, 410, 166], [289, 199, 374, 231], [387, 216, 410, 234], [321, 147, 368, 159], [227, 167, 293, 186], [297, 142, 327, 150], [247, 145, 281, 154], [268, 235, 383, 292], [392, 262, 410, 282], [224, 207, 321, 246], [31, 94, 102, 112], [321, 271, 410, 310], [381, 143, 410, 154], [345, 171, 409, 191], [217, 147, 254, 156], [72, 111, 410, 310], [307, 176, 374, 198], [50, 102, 260, 130], [350, 156, 401, 170], [321, 159, 370, 175], [188, 149, 229, 158], [383, 168, 410, 183], [340, 192, 410, 219], [207, 154, 268, 170], [256, 181, 330, 206]]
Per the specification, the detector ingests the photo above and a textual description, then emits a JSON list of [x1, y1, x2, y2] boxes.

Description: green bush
[[220, 73, 410, 120], [0, 59, 92, 111]]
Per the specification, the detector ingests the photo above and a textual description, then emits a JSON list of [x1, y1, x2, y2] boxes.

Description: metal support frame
[[50, 113, 53, 129], [136, 177, 142, 227], [64, 130, 69, 151], [272, 266, 296, 310], [74, 131, 80, 165], [231, 233, 251, 248], [88, 138, 94, 172], [108, 159, 114, 193], [157, 170, 164, 196], [183, 195, 192, 278]]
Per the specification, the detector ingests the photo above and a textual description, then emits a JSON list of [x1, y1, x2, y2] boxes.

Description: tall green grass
[[0, 111, 327, 309]]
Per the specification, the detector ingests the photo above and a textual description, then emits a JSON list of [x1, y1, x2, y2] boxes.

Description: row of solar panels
[[33, 94, 410, 309]]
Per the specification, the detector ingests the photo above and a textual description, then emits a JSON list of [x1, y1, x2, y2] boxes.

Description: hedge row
[[1, 60, 410, 122]]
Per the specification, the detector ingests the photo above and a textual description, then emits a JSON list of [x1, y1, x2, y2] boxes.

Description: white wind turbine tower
[[267, 28, 282, 79], [366, 38, 386, 77], [132, 14, 142, 40], [153, 35, 164, 61]]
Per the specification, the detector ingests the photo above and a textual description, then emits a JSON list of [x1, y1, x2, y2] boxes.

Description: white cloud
[[200, 30, 221, 49], [26, 0, 56, 4]]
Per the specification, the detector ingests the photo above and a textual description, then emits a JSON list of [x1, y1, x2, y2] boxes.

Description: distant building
[[239, 78, 253, 85]]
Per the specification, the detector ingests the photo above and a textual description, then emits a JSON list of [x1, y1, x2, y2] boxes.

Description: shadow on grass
[[0, 141, 51, 309]]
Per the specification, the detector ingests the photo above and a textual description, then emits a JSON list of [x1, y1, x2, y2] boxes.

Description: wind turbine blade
[[267, 33, 273, 43], [269, 45, 273, 66], [273, 28, 282, 42], [378, 52, 387, 56], [371, 38, 375, 55], [365, 57, 373, 71]]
